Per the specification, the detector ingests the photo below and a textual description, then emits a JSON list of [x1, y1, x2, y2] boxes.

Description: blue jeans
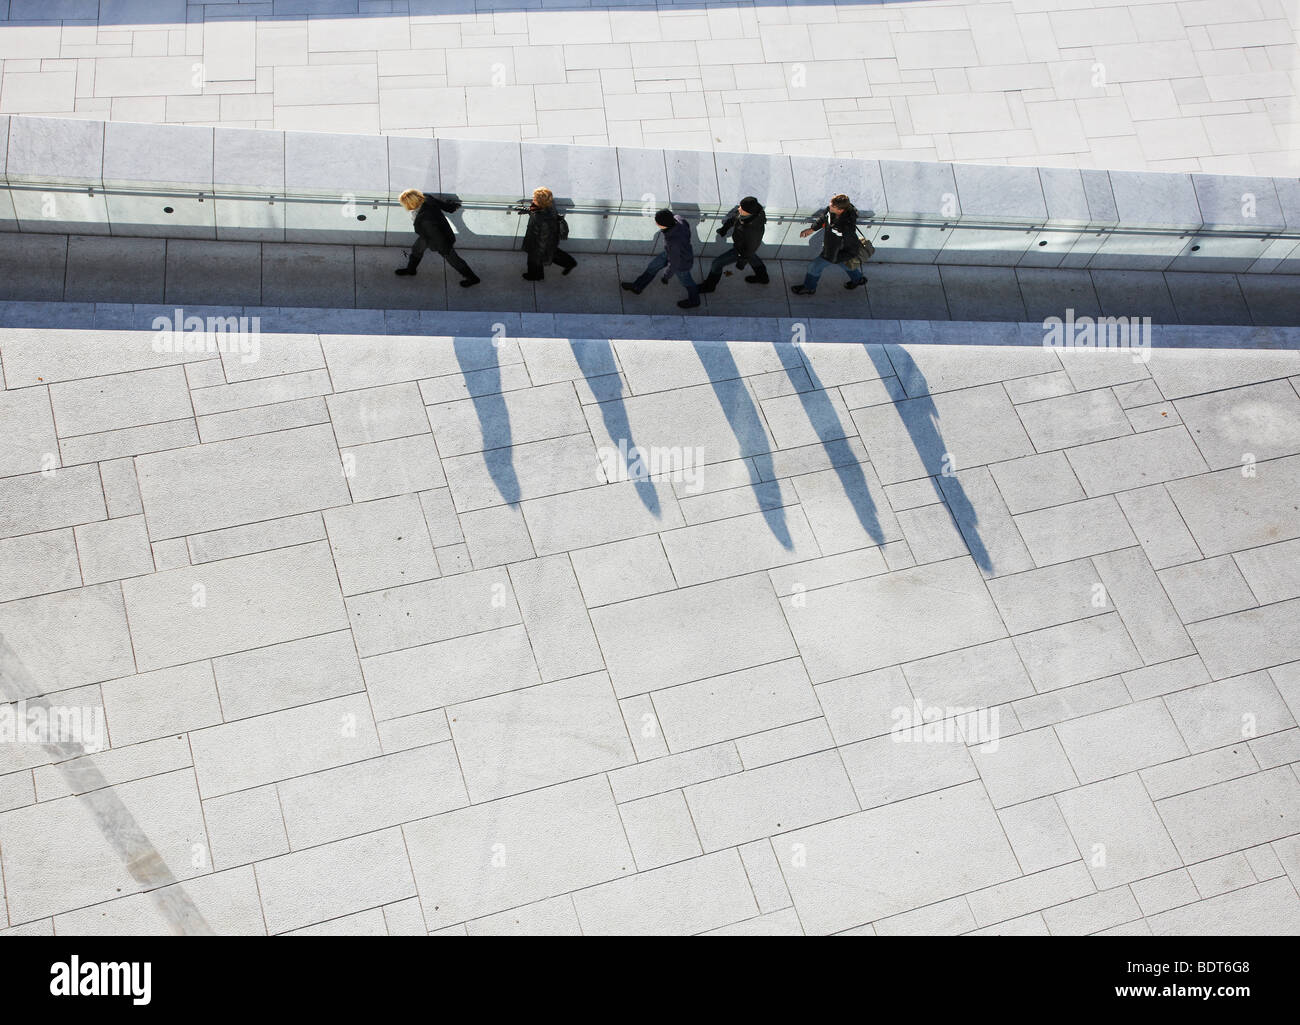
[[803, 255, 864, 291], [633, 252, 698, 300]]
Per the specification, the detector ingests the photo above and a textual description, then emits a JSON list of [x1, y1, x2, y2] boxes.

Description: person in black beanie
[[621, 209, 700, 309], [394, 188, 480, 287], [698, 196, 768, 293]]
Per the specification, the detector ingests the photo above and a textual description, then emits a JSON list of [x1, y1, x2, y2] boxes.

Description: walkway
[[4, 232, 1300, 327]]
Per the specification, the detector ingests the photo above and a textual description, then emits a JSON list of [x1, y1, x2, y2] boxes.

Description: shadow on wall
[[865, 344, 993, 573], [434, 193, 503, 253], [691, 341, 794, 550], [453, 336, 521, 507], [401, 194, 831, 259], [434, 197, 812, 261], [569, 338, 662, 518]]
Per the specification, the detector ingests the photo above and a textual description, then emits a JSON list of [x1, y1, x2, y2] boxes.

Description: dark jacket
[[718, 203, 766, 260], [522, 203, 560, 264], [412, 194, 460, 254], [812, 204, 861, 263], [662, 214, 694, 273]]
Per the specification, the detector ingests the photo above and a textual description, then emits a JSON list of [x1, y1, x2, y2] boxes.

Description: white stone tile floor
[[0, 0, 1296, 175], [0, 327, 1298, 934]]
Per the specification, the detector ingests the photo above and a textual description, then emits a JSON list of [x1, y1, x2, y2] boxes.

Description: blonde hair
[[399, 188, 425, 211], [531, 187, 554, 208]]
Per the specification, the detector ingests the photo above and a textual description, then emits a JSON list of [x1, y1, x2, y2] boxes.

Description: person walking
[[791, 193, 867, 296], [621, 209, 700, 309], [698, 196, 768, 293], [394, 188, 480, 287], [520, 187, 577, 281]]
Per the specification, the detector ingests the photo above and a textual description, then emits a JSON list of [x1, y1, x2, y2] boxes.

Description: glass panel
[[215, 194, 286, 243], [1168, 235, 1274, 273], [285, 195, 388, 245], [9, 186, 111, 235], [936, 224, 1037, 265], [106, 192, 215, 240], [0, 177, 1293, 268]]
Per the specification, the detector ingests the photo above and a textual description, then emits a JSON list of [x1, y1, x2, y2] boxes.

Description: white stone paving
[[0, 0, 1296, 174], [0, 328, 1298, 935]]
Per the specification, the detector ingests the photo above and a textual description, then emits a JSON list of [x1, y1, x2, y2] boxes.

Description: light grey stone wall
[[2, 116, 1297, 274]]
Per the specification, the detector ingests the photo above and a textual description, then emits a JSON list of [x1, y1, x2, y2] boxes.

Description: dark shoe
[[696, 273, 722, 295], [522, 272, 544, 281], [791, 285, 815, 296], [621, 282, 643, 295], [459, 275, 481, 288], [744, 273, 769, 284], [845, 278, 867, 290], [395, 267, 416, 276], [562, 263, 576, 276], [678, 298, 701, 309]]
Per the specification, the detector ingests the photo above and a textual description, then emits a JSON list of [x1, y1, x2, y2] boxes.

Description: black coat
[[813, 204, 861, 263], [412, 194, 460, 255], [718, 203, 766, 260], [522, 204, 560, 264], [662, 214, 694, 273]]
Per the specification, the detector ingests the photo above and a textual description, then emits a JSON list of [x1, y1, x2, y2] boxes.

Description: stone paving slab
[[1, 326, 1299, 935], [0, 1, 1296, 177]]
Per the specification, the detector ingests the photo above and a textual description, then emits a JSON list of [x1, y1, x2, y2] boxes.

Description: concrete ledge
[[5, 115, 105, 187], [102, 122, 217, 241], [4, 116, 1300, 273], [4, 116, 111, 234], [213, 126, 287, 243], [284, 130, 390, 244]]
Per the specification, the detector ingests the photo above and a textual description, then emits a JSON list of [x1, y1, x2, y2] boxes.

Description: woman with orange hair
[[520, 187, 577, 282]]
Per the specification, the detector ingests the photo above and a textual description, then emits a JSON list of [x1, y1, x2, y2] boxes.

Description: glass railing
[[3, 180, 1296, 269]]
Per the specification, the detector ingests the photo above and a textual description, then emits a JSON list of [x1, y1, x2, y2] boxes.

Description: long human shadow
[[773, 344, 885, 546], [691, 341, 792, 550], [865, 344, 992, 573], [453, 336, 520, 507], [569, 338, 660, 517]]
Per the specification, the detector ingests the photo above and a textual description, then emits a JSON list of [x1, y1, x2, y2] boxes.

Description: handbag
[[557, 213, 570, 241], [841, 231, 875, 271]]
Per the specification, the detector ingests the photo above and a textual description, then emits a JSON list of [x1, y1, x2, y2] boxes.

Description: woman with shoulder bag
[[791, 193, 868, 296], [521, 187, 577, 281]]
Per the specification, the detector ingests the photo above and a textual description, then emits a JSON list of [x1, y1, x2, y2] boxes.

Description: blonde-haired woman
[[395, 188, 480, 287], [520, 187, 576, 281]]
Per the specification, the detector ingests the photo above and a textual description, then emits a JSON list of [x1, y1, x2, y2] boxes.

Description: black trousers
[[707, 246, 766, 278], [408, 236, 475, 279], [526, 248, 576, 278]]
